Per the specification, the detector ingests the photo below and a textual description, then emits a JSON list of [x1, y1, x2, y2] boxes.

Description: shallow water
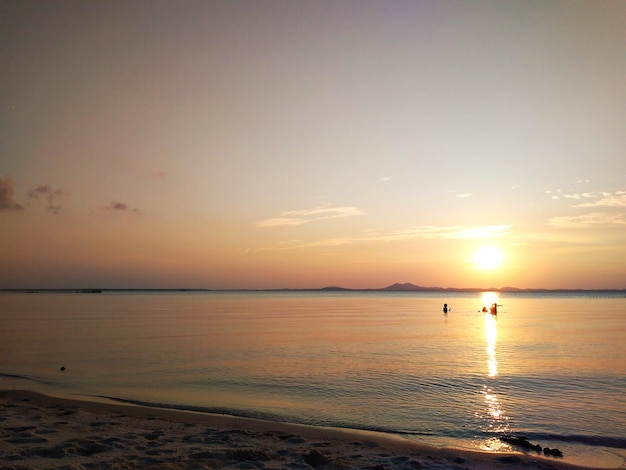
[[1, 291, 625, 467]]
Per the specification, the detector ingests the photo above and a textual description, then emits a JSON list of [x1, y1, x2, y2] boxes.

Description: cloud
[[256, 205, 365, 228], [378, 176, 393, 182], [360, 224, 510, 242], [260, 224, 512, 250], [456, 193, 472, 198], [0, 175, 24, 211], [111, 202, 128, 210], [106, 201, 142, 214], [573, 190, 626, 208], [27, 183, 68, 214], [548, 211, 626, 228]]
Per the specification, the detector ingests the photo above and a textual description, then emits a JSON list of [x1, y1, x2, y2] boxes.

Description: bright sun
[[473, 246, 504, 270]]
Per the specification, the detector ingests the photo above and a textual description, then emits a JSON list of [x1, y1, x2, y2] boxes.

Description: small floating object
[[60, 366, 66, 371]]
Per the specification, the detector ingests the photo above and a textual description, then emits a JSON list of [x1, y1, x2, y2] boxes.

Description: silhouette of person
[[443, 303, 448, 314]]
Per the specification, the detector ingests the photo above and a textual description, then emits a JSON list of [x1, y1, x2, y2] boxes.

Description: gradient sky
[[1, 0, 625, 289]]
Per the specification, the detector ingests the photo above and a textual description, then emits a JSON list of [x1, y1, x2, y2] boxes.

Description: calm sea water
[[1, 291, 625, 467]]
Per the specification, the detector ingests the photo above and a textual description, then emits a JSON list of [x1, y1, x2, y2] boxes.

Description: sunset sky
[[1, 1, 625, 290]]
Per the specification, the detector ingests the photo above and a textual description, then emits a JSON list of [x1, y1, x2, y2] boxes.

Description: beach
[[1, 390, 602, 470]]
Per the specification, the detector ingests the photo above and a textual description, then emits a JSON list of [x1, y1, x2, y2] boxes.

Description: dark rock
[[543, 447, 563, 458], [499, 435, 543, 453]]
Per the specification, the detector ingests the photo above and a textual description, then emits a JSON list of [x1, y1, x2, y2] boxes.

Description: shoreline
[[1, 389, 613, 469]]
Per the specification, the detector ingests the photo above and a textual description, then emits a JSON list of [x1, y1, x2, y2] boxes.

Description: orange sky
[[1, 1, 625, 289]]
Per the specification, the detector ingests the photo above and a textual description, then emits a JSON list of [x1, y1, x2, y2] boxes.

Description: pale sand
[[0, 390, 604, 469]]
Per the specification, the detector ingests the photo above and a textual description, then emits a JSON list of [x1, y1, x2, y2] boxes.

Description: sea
[[1, 290, 625, 468]]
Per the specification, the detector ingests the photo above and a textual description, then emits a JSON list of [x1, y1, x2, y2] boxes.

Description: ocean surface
[[1, 290, 625, 467]]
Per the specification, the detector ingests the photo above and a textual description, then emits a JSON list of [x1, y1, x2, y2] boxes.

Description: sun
[[473, 246, 504, 270]]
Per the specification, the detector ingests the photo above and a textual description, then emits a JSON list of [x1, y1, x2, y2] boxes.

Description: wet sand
[[0, 390, 605, 469]]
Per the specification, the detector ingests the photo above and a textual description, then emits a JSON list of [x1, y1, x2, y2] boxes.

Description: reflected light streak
[[485, 313, 498, 377], [480, 298, 509, 445]]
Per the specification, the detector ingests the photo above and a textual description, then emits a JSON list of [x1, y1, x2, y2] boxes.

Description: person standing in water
[[443, 303, 448, 314]]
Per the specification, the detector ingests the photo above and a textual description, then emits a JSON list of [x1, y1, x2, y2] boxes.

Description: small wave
[[93, 394, 434, 437], [94, 395, 290, 422], [0, 372, 54, 386]]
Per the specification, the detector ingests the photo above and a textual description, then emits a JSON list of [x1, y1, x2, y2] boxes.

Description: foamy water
[[1, 291, 625, 467]]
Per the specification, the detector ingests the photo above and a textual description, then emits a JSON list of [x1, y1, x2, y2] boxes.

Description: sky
[[1, 0, 625, 290]]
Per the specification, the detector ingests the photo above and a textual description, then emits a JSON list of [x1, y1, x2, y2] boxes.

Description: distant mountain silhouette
[[382, 282, 429, 291], [315, 283, 624, 293]]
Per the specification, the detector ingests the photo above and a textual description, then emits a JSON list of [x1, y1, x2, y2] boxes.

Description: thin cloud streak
[[105, 201, 142, 215], [259, 224, 512, 250], [256, 205, 365, 228], [573, 190, 626, 208], [548, 212, 626, 228]]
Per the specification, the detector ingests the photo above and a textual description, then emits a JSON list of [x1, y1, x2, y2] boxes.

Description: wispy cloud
[[260, 224, 512, 250], [105, 201, 142, 215], [378, 176, 393, 182], [0, 175, 24, 211], [256, 205, 365, 228], [456, 193, 472, 198], [573, 190, 626, 208], [548, 211, 626, 228], [27, 184, 68, 214]]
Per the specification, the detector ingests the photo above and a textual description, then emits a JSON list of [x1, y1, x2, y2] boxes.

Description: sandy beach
[[0, 390, 604, 470]]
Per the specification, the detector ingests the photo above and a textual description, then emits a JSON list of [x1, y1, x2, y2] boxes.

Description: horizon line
[[1, 285, 625, 293]]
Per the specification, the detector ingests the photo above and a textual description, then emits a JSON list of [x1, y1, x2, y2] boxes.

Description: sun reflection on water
[[486, 312, 498, 377], [479, 293, 510, 450]]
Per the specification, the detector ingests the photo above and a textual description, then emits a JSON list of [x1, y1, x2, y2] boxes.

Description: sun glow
[[473, 246, 504, 270], [481, 292, 499, 308]]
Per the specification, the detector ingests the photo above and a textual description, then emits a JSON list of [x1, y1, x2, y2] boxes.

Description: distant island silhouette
[[319, 282, 625, 293]]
